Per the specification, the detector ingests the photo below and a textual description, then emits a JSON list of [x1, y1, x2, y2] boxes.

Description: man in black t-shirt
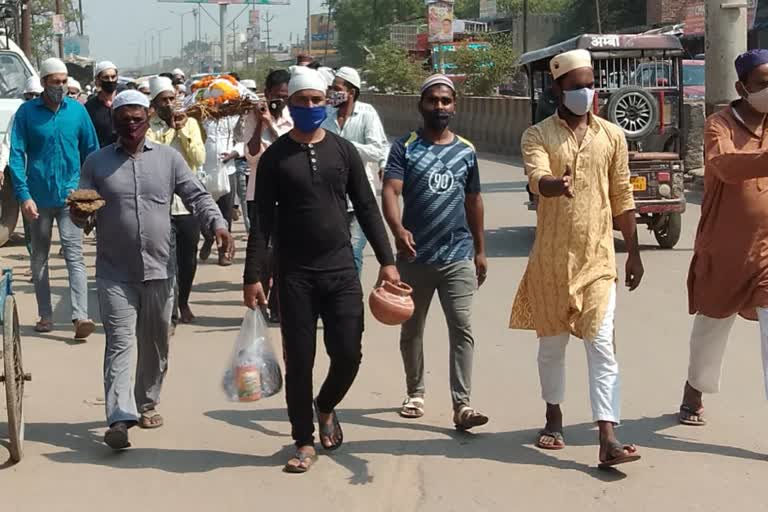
[[243, 68, 399, 474], [85, 61, 120, 147]]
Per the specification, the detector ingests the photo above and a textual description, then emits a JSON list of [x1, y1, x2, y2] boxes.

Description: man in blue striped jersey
[[382, 74, 489, 430]]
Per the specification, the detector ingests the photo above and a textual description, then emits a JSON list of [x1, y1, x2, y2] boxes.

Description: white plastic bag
[[203, 161, 231, 201], [223, 309, 283, 402]]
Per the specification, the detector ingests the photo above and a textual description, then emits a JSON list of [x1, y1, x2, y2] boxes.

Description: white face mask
[[562, 87, 595, 116], [744, 84, 768, 114]]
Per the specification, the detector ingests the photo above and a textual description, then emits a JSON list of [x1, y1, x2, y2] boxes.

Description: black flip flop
[[679, 404, 707, 426], [315, 401, 343, 451]]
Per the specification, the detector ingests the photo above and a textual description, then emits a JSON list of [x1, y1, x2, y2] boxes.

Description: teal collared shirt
[[9, 97, 99, 208]]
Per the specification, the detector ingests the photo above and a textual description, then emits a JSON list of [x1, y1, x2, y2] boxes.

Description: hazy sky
[[81, 0, 327, 69]]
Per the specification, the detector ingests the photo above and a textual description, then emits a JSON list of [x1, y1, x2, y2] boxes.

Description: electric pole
[[522, 0, 528, 53], [55, 0, 64, 58], [324, 1, 332, 62], [265, 12, 274, 57], [595, 0, 603, 34], [78, 0, 84, 35], [306, 0, 311, 55], [20, 0, 30, 56], [705, 0, 748, 115], [220, 3, 227, 71]]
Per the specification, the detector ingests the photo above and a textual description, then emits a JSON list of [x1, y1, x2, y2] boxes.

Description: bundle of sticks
[[182, 97, 262, 121]]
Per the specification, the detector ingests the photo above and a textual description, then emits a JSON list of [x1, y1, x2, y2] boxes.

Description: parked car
[[0, 31, 37, 246]]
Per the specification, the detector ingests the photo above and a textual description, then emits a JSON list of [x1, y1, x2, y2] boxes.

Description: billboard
[[428, 2, 454, 43], [63, 35, 90, 57], [310, 13, 336, 44], [479, 0, 497, 20]]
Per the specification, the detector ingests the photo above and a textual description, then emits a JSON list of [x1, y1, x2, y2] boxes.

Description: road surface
[[2, 157, 766, 511]]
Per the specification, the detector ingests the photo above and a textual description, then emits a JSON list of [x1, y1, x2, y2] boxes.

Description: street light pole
[[306, 0, 311, 55], [220, 3, 228, 71]]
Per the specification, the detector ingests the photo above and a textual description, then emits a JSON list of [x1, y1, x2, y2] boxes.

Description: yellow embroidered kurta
[[147, 115, 206, 215], [509, 113, 635, 340]]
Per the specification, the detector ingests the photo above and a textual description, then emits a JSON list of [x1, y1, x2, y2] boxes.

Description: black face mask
[[101, 80, 118, 93], [268, 98, 285, 117], [422, 110, 454, 131]]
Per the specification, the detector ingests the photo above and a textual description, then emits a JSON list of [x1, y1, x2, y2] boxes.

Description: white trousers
[[687, 309, 768, 398], [537, 285, 620, 423]]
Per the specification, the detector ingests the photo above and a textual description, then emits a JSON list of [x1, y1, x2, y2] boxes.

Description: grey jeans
[[97, 277, 174, 426], [29, 207, 88, 321], [398, 259, 476, 410]]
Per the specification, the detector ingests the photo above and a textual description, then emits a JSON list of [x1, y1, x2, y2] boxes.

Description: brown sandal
[[536, 429, 566, 450], [284, 449, 318, 474], [453, 406, 489, 431], [598, 443, 641, 469], [34, 319, 53, 333], [139, 410, 164, 429]]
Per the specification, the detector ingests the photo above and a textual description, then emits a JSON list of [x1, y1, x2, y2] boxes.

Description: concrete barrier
[[361, 93, 531, 156], [362, 93, 706, 165]]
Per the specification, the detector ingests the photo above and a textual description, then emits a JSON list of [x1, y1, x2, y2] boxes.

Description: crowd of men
[[3, 46, 768, 474]]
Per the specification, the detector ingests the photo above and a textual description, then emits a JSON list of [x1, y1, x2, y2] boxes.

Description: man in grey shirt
[[74, 90, 234, 450]]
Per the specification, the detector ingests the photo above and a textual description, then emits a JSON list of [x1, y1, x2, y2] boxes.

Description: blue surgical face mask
[[288, 104, 328, 133], [562, 87, 595, 116]]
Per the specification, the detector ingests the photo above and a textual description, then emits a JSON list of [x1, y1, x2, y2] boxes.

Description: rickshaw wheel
[[4, 295, 24, 463], [606, 86, 659, 141], [653, 212, 682, 249]]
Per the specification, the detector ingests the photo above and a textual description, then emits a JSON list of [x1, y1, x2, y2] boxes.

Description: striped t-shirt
[[384, 131, 481, 265]]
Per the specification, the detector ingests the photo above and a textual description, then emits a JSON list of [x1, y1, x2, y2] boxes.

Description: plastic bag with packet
[[223, 309, 283, 402]]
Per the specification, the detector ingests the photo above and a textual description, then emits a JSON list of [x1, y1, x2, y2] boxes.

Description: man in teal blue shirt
[[9, 57, 99, 338]]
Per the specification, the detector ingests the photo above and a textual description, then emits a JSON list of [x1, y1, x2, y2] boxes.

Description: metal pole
[[55, 0, 63, 58], [306, 0, 311, 55], [324, 1, 332, 62], [78, 0, 84, 35], [220, 3, 227, 71], [180, 14, 185, 64], [595, 0, 602, 34], [705, 0, 747, 115], [522, 0, 528, 53], [20, 0, 30, 57], [158, 31, 163, 72]]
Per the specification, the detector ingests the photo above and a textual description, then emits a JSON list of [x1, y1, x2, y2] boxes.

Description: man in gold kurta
[[509, 49, 644, 469], [679, 50, 768, 427]]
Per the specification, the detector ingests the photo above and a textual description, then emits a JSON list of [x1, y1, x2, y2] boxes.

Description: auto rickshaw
[[520, 33, 687, 249]]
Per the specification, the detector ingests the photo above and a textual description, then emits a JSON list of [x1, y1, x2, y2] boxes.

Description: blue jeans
[[348, 213, 368, 275], [29, 207, 88, 321]]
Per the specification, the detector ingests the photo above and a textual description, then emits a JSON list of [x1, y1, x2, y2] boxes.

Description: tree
[[363, 42, 426, 94], [239, 55, 280, 88], [498, 0, 568, 13], [333, 0, 423, 66], [30, 0, 78, 66], [451, 33, 518, 96], [182, 40, 211, 65], [556, 0, 646, 38]]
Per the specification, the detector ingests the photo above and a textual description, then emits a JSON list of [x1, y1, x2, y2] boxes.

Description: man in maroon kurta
[[680, 49, 768, 426]]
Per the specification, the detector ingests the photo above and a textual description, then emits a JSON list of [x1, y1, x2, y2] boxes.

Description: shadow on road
[[3, 410, 764, 477], [481, 181, 528, 194], [485, 226, 535, 258], [2, 420, 290, 473]]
